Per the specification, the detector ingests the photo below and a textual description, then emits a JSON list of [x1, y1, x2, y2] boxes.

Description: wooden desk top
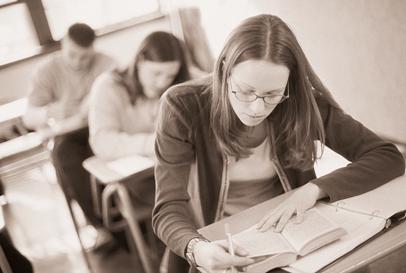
[[0, 133, 43, 160], [82, 155, 154, 184], [199, 179, 406, 273], [0, 98, 27, 126]]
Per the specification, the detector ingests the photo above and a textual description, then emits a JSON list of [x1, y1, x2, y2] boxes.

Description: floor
[[1, 147, 406, 273], [2, 163, 148, 273]]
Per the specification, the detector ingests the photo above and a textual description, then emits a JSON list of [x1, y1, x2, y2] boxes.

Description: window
[[0, 0, 160, 66], [0, 0, 17, 5], [42, 0, 160, 40], [0, 3, 39, 65]]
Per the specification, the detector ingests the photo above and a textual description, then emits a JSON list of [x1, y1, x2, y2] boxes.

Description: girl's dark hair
[[211, 14, 340, 169], [113, 31, 191, 103]]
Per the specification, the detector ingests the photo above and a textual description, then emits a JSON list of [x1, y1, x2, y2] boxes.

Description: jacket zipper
[[214, 155, 230, 221]]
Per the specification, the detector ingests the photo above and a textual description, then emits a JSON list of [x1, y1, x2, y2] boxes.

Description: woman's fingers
[[209, 241, 254, 269], [295, 208, 305, 224], [257, 205, 302, 232], [275, 207, 295, 232], [216, 240, 250, 256], [214, 253, 255, 269], [256, 210, 282, 231]]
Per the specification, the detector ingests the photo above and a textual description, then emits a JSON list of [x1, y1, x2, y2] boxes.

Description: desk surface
[[82, 155, 154, 184], [0, 133, 43, 160], [0, 98, 27, 125], [199, 180, 406, 273]]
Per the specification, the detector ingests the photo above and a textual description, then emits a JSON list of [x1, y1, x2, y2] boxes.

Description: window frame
[[0, 0, 163, 69]]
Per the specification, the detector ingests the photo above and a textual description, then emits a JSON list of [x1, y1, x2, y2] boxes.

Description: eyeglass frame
[[228, 77, 290, 105]]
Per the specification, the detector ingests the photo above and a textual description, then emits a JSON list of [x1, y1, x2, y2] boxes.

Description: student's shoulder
[[34, 54, 62, 75], [91, 72, 124, 100], [94, 52, 116, 67], [314, 89, 342, 119], [163, 75, 212, 106]]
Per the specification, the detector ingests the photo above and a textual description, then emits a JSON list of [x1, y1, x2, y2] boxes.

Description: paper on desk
[[106, 155, 154, 177]]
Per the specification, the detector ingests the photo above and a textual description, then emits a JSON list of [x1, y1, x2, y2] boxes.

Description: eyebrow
[[233, 78, 284, 93]]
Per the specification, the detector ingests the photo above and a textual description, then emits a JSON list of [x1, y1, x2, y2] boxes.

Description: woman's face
[[138, 60, 181, 99], [228, 59, 290, 127]]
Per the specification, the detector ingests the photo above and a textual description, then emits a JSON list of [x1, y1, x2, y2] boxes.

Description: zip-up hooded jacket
[[152, 76, 405, 273]]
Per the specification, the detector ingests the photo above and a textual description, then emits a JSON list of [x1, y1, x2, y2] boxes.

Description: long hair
[[112, 31, 191, 103], [211, 14, 339, 169]]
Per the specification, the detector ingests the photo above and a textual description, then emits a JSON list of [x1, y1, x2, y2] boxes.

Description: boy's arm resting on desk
[[311, 96, 405, 202], [23, 102, 87, 139], [22, 104, 48, 130], [24, 58, 59, 130]]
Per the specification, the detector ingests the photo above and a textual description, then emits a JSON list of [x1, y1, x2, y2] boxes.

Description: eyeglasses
[[229, 79, 290, 105]]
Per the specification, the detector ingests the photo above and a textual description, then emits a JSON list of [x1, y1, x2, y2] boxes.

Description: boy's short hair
[[67, 23, 96, 48]]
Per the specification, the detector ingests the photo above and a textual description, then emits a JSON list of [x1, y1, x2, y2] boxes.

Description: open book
[[226, 209, 346, 273], [205, 175, 406, 273]]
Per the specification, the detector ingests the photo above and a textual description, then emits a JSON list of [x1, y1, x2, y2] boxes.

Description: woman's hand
[[193, 240, 254, 272], [256, 182, 326, 232]]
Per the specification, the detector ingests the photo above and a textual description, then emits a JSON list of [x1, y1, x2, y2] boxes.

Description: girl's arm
[[312, 96, 405, 202]]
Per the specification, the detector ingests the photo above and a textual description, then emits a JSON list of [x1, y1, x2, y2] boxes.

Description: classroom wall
[[165, 0, 406, 141], [0, 16, 171, 104]]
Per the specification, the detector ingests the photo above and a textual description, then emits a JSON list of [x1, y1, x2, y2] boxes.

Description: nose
[[249, 98, 266, 114]]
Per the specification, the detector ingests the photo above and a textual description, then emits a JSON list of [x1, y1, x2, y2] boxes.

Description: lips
[[246, 114, 266, 119]]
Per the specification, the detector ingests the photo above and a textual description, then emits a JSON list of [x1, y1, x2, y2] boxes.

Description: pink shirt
[[225, 138, 283, 216]]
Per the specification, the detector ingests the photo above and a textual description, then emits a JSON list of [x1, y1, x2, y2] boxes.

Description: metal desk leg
[[90, 175, 101, 217], [116, 184, 154, 273], [64, 198, 93, 271]]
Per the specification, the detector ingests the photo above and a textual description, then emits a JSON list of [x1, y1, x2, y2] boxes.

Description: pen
[[224, 223, 237, 273]]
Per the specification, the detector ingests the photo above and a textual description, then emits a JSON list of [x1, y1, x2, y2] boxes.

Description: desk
[[0, 133, 49, 178], [199, 180, 406, 273], [82, 155, 155, 273], [0, 98, 28, 134], [0, 98, 50, 179]]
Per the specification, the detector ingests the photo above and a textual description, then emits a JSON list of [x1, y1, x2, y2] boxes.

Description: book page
[[282, 208, 345, 256], [106, 155, 154, 177], [331, 175, 406, 219], [231, 225, 295, 258], [285, 202, 387, 273], [247, 253, 298, 273]]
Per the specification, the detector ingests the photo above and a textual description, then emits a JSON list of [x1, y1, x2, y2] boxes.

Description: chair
[[83, 155, 156, 273]]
